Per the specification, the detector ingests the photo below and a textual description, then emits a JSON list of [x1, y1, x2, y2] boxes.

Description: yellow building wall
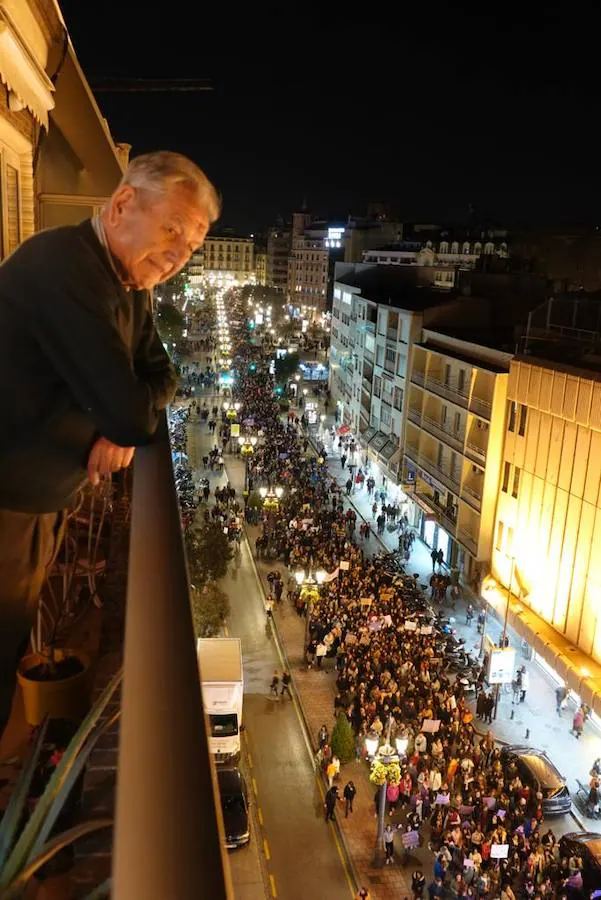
[[492, 360, 601, 664]]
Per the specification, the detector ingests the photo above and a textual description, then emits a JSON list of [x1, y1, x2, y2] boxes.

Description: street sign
[[487, 647, 516, 684]]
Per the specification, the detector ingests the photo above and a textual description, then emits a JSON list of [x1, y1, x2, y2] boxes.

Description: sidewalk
[[311, 411, 601, 805]]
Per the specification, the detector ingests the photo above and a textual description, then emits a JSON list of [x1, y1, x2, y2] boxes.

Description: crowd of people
[[192, 298, 595, 900]]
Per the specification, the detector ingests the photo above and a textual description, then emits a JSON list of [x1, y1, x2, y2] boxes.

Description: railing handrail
[[113, 413, 232, 899]]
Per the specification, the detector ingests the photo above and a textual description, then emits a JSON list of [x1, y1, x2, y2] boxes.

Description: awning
[[482, 577, 601, 718], [360, 426, 377, 446], [0, 7, 55, 128], [369, 431, 390, 454], [379, 439, 399, 461]]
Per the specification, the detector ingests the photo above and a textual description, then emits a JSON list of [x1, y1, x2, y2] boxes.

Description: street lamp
[[295, 567, 327, 648], [259, 485, 284, 509], [366, 717, 408, 867], [238, 434, 257, 493]]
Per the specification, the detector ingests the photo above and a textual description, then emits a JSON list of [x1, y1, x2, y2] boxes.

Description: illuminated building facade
[[200, 235, 254, 284], [254, 250, 267, 286]]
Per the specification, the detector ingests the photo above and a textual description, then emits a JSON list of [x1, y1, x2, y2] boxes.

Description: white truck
[[197, 637, 243, 763]]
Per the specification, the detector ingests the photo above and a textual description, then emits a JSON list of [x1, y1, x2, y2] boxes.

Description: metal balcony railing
[[461, 482, 482, 510], [404, 445, 461, 494], [411, 370, 426, 386], [113, 414, 232, 899], [465, 438, 487, 464], [425, 374, 470, 408], [415, 491, 458, 534], [457, 527, 478, 555], [407, 407, 422, 426], [420, 413, 465, 453]]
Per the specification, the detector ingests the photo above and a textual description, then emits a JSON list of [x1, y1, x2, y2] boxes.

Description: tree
[[155, 301, 186, 346], [185, 524, 233, 585], [274, 352, 300, 387], [331, 712, 355, 764], [190, 582, 230, 638]]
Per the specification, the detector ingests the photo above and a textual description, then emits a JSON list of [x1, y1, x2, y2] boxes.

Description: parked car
[[559, 832, 601, 891], [217, 767, 250, 849], [500, 745, 571, 815]]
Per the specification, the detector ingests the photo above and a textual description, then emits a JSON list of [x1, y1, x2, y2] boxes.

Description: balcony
[[420, 412, 465, 454], [415, 491, 458, 534], [462, 481, 483, 511], [34, 415, 230, 898], [465, 438, 487, 465], [457, 526, 479, 555], [407, 407, 422, 427], [424, 373, 469, 409], [411, 370, 426, 387], [404, 444, 461, 494], [362, 376, 371, 392], [469, 395, 492, 420]]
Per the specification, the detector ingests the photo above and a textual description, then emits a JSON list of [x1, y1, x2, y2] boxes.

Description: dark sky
[[59, 1, 599, 234]]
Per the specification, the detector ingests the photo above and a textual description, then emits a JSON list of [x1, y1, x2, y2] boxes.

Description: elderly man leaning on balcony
[[0, 151, 220, 738]]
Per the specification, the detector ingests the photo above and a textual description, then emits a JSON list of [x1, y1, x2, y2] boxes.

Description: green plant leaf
[[0, 721, 48, 869], [0, 669, 122, 888], [0, 819, 111, 900]]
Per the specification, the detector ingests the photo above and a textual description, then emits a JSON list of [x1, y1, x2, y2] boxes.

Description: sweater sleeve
[[21, 236, 168, 446], [133, 292, 178, 411]]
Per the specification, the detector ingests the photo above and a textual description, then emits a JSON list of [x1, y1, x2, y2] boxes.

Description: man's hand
[[87, 436, 135, 486]]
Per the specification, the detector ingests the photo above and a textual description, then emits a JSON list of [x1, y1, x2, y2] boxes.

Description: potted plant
[[17, 484, 113, 726], [0, 670, 121, 898]]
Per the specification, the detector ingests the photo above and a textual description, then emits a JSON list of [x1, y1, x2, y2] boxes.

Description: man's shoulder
[[0, 222, 105, 290]]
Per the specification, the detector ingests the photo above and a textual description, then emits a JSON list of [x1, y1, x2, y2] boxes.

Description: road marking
[[263, 838, 271, 861], [269, 874, 277, 897], [258, 806, 264, 825], [252, 777, 258, 797]]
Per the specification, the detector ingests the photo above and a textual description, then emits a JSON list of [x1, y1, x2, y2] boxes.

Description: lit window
[[518, 404, 527, 437], [502, 461, 510, 493], [496, 521, 504, 552], [512, 467, 520, 499]]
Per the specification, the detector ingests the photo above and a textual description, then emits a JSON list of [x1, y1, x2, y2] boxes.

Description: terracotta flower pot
[[17, 650, 92, 726]]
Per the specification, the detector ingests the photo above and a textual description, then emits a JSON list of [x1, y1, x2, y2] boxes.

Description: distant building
[[190, 235, 254, 285], [254, 249, 267, 286], [266, 227, 290, 294]]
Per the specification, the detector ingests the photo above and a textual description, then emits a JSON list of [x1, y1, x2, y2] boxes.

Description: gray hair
[[120, 151, 221, 222]]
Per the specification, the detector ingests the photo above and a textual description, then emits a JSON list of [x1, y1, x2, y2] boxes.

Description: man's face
[[105, 182, 210, 290]]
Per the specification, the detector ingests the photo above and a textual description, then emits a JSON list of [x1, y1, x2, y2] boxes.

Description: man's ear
[[106, 184, 137, 228]]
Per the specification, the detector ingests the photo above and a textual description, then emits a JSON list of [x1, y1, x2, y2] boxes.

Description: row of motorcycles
[[168, 406, 199, 526], [371, 551, 484, 695]]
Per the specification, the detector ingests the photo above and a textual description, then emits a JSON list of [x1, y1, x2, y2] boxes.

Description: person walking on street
[[340, 453, 347, 471], [430, 549, 438, 572], [343, 780, 357, 817], [412, 870, 426, 899], [354, 889, 371, 900], [556, 684, 568, 715], [280, 671, 291, 698], [384, 823, 401, 864], [572, 706, 585, 739], [519, 665, 529, 703], [269, 670, 280, 699], [324, 785, 339, 821]]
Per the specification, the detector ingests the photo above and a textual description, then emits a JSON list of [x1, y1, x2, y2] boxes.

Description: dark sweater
[[0, 220, 177, 512]]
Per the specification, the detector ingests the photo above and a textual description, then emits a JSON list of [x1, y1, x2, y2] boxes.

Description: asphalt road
[[192, 417, 354, 900]]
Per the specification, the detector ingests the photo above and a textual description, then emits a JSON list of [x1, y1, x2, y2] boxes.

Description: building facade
[[287, 212, 330, 320], [254, 249, 267, 286], [0, 0, 125, 263], [266, 226, 290, 294], [403, 334, 511, 579], [200, 235, 254, 284]]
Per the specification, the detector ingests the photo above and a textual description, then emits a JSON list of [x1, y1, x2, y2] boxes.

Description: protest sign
[[401, 830, 420, 849], [483, 796, 497, 810], [404, 620, 417, 631], [490, 844, 509, 859], [420, 624, 433, 635], [421, 719, 441, 733], [340, 560, 350, 570], [435, 792, 450, 805]]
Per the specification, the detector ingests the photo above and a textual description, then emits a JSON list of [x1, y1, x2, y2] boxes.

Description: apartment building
[[487, 296, 601, 707], [403, 332, 511, 579], [364, 237, 509, 290], [254, 249, 267, 286], [0, 0, 125, 262], [329, 264, 462, 493], [266, 226, 290, 294], [287, 212, 331, 320], [194, 235, 254, 284]]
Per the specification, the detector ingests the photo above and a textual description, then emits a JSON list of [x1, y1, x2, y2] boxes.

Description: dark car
[[501, 745, 571, 815], [217, 767, 250, 849], [559, 832, 601, 891]]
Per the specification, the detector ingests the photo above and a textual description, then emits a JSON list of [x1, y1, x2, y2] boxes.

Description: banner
[[322, 567, 340, 583]]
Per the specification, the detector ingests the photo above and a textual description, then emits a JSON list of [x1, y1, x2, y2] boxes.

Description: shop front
[[405, 465, 462, 572]]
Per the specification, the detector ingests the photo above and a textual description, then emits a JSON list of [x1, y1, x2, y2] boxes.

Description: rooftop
[[334, 264, 454, 312]]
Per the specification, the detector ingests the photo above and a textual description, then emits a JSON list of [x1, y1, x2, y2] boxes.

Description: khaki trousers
[[0, 509, 65, 739]]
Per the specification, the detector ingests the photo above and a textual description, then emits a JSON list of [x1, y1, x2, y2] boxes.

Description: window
[[441, 406, 448, 426], [502, 461, 510, 493], [444, 364, 451, 386], [437, 443, 444, 468], [373, 376, 382, 398], [376, 346, 384, 366], [393, 386, 403, 411], [512, 466, 521, 499], [381, 405, 391, 426], [1, 153, 21, 258], [507, 400, 517, 432], [496, 521, 504, 552], [396, 354, 406, 376], [385, 347, 396, 364], [518, 404, 527, 436], [458, 369, 466, 395], [453, 412, 461, 433]]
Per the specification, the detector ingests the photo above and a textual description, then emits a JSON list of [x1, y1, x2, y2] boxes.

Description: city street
[[189, 406, 354, 900]]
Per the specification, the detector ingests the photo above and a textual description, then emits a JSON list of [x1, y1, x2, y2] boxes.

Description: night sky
[[59, 2, 598, 234]]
